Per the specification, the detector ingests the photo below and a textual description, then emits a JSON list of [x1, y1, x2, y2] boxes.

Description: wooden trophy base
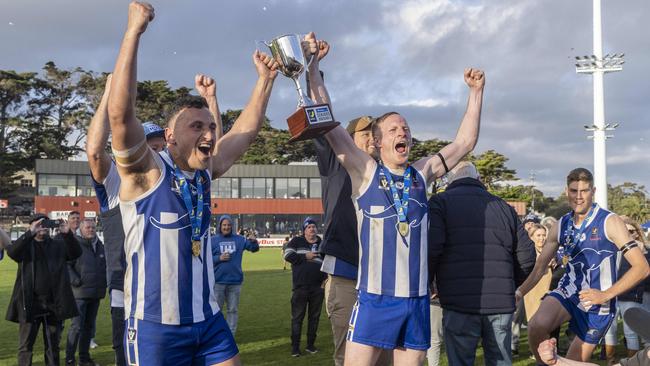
[[287, 103, 340, 143]]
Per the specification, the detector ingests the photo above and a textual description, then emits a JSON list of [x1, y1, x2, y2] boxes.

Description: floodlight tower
[[574, 0, 624, 210]]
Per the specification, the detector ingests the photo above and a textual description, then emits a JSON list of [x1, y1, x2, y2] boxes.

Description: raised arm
[[86, 74, 113, 182], [306, 33, 375, 194], [195, 74, 223, 140], [108, 2, 156, 175], [413, 68, 485, 183], [579, 215, 650, 306], [517, 221, 560, 298], [210, 51, 278, 178]]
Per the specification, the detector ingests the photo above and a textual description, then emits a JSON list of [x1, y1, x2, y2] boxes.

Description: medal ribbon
[[173, 164, 206, 254], [379, 164, 412, 231], [564, 203, 596, 258]]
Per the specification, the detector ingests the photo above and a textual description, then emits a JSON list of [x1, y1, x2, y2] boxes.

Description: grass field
[[0, 248, 618, 365]]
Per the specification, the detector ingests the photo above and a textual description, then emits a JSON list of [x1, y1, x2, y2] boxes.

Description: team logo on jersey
[[127, 328, 137, 343], [379, 179, 389, 190], [590, 227, 600, 240]]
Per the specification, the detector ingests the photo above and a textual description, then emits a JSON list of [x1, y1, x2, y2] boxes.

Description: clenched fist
[[127, 1, 155, 36], [464, 68, 485, 90], [195, 74, 216, 99], [253, 50, 280, 81]]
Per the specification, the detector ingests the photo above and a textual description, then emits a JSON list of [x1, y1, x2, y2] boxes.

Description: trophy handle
[[255, 40, 271, 53]]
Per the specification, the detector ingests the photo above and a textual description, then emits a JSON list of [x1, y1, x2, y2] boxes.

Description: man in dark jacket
[[428, 162, 536, 366], [6, 214, 82, 366], [65, 219, 107, 366], [284, 217, 327, 357]]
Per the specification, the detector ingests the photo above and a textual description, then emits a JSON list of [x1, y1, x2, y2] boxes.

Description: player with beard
[[518, 168, 649, 363], [107, 2, 279, 365], [305, 32, 485, 366]]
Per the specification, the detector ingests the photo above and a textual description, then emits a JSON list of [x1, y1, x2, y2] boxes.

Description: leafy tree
[[221, 109, 317, 164], [469, 149, 517, 191], [0, 70, 36, 196], [608, 182, 650, 223], [409, 138, 451, 162], [17, 62, 94, 166], [136, 80, 192, 126], [543, 192, 571, 219]]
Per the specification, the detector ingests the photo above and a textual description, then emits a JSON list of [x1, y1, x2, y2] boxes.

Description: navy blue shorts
[[347, 291, 430, 350], [124, 312, 238, 365], [548, 291, 615, 345]]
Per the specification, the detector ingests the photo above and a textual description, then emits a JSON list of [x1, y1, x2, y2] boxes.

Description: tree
[[469, 150, 517, 191], [0, 70, 36, 196], [17, 62, 95, 166], [136, 80, 192, 126], [409, 138, 451, 162], [220, 109, 317, 164], [608, 182, 650, 223]]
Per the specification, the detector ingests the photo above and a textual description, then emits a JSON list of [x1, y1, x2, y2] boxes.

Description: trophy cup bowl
[[259, 34, 339, 142]]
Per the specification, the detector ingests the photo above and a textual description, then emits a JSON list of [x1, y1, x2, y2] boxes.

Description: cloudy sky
[[1, 0, 648, 197]]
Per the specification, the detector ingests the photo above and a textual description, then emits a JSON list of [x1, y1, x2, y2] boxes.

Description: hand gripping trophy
[[259, 34, 339, 142]]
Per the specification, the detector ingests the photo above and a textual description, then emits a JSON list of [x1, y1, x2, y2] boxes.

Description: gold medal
[[562, 255, 569, 266], [192, 240, 201, 257], [398, 222, 409, 237]]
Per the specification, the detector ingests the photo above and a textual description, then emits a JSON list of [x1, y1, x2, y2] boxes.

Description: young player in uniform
[[518, 168, 650, 363], [305, 32, 485, 366], [106, 2, 279, 365], [86, 73, 221, 366]]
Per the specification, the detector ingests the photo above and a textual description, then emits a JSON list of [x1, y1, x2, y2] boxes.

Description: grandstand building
[[33, 159, 323, 236]]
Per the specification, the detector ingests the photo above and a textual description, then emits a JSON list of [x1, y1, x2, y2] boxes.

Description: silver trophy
[[258, 34, 338, 142]]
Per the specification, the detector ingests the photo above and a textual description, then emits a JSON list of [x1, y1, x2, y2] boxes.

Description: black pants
[[291, 285, 324, 349], [18, 316, 63, 366], [111, 307, 126, 366], [65, 298, 100, 363]]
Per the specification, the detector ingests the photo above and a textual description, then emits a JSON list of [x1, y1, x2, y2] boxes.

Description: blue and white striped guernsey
[[121, 151, 218, 325], [354, 163, 429, 297], [555, 205, 618, 315]]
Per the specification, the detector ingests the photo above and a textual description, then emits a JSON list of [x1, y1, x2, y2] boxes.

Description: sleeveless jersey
[[354, 163, 428, 297], [121, 151, 218, 325], [556, 205, 618, 315], [92, 162, 121, 213]]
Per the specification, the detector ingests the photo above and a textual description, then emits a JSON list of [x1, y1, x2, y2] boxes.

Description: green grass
[[0, 249, 623, 365]]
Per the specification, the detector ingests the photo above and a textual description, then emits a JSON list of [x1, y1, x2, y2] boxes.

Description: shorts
[[548, 291, 615, 345], [125, 312, 238, 365], [347, 291, 430, 350]]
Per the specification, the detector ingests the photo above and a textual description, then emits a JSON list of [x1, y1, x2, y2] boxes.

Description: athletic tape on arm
[[112, 139, 149, 167]]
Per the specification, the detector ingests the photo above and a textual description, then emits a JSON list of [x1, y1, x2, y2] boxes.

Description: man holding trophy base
[[305, 32, 485, 365]]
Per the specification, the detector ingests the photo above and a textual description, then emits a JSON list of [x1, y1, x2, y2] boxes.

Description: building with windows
[[34, 159, 324, 235]]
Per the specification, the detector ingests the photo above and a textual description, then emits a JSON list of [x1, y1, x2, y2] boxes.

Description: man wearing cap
[[284, 218, 327, 357], [523, 214, 541, 234], [6, 215, 82, 366], [85, 73, 221, 366], [538, 307, 650, 366]]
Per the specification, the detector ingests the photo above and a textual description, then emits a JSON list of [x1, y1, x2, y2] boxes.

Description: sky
[[1, 0, 648, 197]]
